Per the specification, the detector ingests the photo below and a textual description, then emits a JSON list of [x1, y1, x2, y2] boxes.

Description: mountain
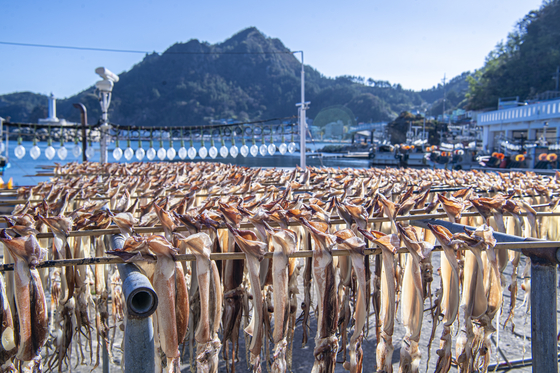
[[0, 92, 49, 123], [0, 27, 452, 128], [467, 0, 560, 109]]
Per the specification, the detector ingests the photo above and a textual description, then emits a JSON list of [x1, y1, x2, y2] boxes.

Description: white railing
[[479, 98, 560, 125]]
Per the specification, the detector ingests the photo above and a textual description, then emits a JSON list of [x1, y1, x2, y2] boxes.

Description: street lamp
[[95, 67, 119, 163], [293, 51, 310, 168]]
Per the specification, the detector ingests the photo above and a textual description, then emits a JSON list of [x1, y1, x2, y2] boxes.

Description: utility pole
[[442, 74, 446, 123], [294, 51, 310, 168], [553, 66, 559, 92], [423, 108, 426, 151]]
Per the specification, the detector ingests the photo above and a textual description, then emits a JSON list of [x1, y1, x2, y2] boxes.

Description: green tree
[[467, 0, 560, 109]]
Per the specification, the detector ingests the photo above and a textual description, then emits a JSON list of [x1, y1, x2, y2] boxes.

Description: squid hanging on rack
[[226, 222, 267, 373], [428, 224, 461, 373], [359, 228, 399, 373], [217, 203, 245, 373], [396, 223, 434, 373], [0, 265, 17, 372], [179, 233, 222, 373], [262, 222, 297, 373], [452, 228, 488, 373], [334, 229, 366, 373], [0, 230, 48, 372], [300, 218, 338, 373]]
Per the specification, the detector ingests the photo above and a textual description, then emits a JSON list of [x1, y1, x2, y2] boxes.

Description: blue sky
[[0, 0, 544, 98]]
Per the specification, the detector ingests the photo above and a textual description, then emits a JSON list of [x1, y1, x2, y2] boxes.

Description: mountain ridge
[[0, 27, 466, 127]]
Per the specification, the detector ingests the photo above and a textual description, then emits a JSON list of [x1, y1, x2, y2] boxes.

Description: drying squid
[[334, 229, 366, 373], [502, 200, 523, 331], [453, 229, 487, 373], [0, 230, 48, 372], [226, 223, 267, 373], [471, 225, 500, 372], [300, 232, 313, 348], [37, 215, 74, 301], [300, 218, 338, 373], [359, 228, 399, 373], [217, 204, 245, 373], [437, 194, 464, 224], [146, 235, 189, 373], [263, 223, 297, 373], [0, 273, 16, 372], [428, 224, 461, 373], [111, 212, 138, 237], [179, 233, 222, 373], [396, 223, 434, 373]]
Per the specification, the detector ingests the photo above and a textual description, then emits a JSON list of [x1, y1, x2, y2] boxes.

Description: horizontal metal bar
[[1, 240, 558, 272], [410, 218, 560, 264], [410, 218, 541, 244], [28, 209, 560, 239]]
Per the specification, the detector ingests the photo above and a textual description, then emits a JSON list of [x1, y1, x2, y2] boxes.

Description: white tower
[[47, 93, 58, 122]]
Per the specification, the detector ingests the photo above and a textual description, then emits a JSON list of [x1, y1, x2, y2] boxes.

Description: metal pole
[[530, 258, 558, 373], [423, 110, 426, 151], [111, 234, 157, 373], [103, 338, 110, 373], [100, 123, 108, 164], [100, 91, 108, 164], [442, 74, 446, 123], [99, 90, 111, 164], [5, 129, 8, 165], [73, 103, 88, 162], [300, 52, 306, 168]]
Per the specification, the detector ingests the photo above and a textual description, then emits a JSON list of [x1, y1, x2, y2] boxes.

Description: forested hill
[[467, 0, 560, 109], [1, 27, 442, 127]]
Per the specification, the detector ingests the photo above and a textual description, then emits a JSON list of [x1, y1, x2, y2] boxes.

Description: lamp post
[[294, 51, 310, 168], [95, 67, 119, 163]]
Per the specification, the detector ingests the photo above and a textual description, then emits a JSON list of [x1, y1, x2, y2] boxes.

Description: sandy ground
[[36, 250, 558, 373]]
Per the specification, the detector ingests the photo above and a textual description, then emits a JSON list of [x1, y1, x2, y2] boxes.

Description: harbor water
[[1, 140, 372, 186]]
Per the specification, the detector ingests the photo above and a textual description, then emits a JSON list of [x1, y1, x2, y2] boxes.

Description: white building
[[478, 98, 560, 166]]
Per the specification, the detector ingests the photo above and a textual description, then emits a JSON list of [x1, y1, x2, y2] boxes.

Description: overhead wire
[[0, 41, 297, 55]]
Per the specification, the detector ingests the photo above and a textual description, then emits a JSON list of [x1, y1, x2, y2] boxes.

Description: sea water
[[2, 140, 370, 186]]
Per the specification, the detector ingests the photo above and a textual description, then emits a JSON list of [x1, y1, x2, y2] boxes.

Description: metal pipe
[[117, 262, 158, 318], [111, 234, 157, 373], [410, 218, 542, 244], [103, 338, 110, 373], [72, 103, 88, 162], [488, 354, 560, 371]]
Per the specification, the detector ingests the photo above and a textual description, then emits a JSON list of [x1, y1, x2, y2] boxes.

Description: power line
[[0, 41, 295, 55]]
